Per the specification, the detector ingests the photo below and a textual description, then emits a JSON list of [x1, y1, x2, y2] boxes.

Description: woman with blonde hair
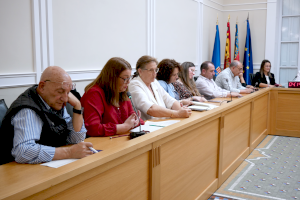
[[128, 55, 192, 121], [81, 57, 144, 137], [173, 62, 207, 102]]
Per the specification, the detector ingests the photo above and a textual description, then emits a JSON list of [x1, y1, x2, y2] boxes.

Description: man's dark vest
[[0, 85, 70, 165]]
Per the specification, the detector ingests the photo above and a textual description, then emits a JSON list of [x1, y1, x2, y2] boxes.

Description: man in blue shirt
[[1, 66, 93, 165]]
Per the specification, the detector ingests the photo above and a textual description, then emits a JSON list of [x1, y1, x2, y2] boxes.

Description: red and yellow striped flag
[[224, 22, 231, 69]]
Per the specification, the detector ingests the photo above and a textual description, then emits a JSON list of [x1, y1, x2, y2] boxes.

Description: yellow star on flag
[[246, 66, 249, 69], [245, 48, 248, 51]]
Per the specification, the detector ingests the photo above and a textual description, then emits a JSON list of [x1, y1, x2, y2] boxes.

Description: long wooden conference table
[[0, 87, 299, 200]]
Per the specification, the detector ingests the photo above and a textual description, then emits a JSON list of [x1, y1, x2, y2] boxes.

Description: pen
[[89, 147, 98, 154], [109, 134, 129, 139], [149, 125, 165, 127]]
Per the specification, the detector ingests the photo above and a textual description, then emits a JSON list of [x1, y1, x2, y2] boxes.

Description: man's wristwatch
[[73, 107, 84, 114]]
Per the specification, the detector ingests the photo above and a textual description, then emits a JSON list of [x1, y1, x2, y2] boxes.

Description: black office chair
[[66, 89, 81, 117], [0, 99, 8, 128], [249, 73, 255, 85]]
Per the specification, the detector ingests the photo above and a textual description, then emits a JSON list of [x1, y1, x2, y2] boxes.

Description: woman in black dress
[[252, 59, 282, 88]]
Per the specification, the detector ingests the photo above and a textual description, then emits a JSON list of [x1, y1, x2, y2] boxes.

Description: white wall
[[52, 0, 147, 70], [202, 0, 223, 65], [0, 0, 278, 106], [0, 0, 34, 73], [156, 0, 198, 63]]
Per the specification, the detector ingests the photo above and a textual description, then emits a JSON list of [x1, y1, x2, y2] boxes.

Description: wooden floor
[[0, 88, 299, 200]]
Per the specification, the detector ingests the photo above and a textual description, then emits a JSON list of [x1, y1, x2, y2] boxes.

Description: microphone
[[293, 75, 298, 81], [254, 82, 259, 91], [126, 92, 146, 139], [225, 79, 232, 103]]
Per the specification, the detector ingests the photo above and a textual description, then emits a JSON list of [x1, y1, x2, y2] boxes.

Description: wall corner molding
[[147, 0, 155, 57], [0, 73, 36, 89]]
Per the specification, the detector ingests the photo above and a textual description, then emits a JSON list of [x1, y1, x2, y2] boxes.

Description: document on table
[[188, 105, 210, 111], [130, 120, 181, 132], [189, 101, 219, 111], [41, 149, 102, 168], [144, 120, 180, 127], [41, 159, 78, 168]]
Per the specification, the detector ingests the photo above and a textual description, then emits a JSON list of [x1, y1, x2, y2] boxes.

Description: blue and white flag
[[243, 19, 253, 85], [212, 24, 221, 76]]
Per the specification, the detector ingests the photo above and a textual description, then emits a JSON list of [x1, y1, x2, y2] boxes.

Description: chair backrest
[[249, 73, 255, 85], [65, 89, 82, 117], [0, 99, 8, 128], [193, 76, 199, 82]]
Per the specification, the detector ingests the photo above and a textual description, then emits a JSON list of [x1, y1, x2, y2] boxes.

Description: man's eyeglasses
[[44, 80, 76, 90], [119, 77, 131, 84], [142, 68, 159, 73]]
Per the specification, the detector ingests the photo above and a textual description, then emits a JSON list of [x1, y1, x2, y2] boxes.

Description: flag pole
[[228, 14, 230, 22], [217, 14, 218, 25], [236, 16, 238, 24], [247, 13, 249, 20]]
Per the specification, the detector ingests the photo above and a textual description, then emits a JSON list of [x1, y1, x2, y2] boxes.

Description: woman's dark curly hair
[[156, 59, 181, 83]]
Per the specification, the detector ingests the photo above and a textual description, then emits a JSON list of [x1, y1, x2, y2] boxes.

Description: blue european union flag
[[243, 19, 253, 85], [212, 25, 221, 76]]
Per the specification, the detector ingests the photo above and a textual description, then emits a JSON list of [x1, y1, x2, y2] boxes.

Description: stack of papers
[[188, 101, 219, 111], [130, 120, 180, 133], [41, 159, 78, 168]]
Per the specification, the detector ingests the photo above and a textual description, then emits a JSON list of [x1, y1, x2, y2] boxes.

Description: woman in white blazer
[[128, 55, 192, 121]]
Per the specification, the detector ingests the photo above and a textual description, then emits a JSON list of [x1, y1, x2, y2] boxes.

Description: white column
[[265, 0, 278, 74], [147, 0, 155, 57], [196, 0, 203, 76]]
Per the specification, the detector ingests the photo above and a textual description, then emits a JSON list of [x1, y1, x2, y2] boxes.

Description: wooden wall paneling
[[6, 88, 300, 200], [220, 147, 249, 186], [275, 129, 300, 137], [158, 114, 221, 146], [250, 94, 269, 151], [271, 89, 300, 136], [276, 92, 300, 132], [194, 179, 218, 200], [269, 90, 278, 135], [249, 101, 254, 153], [23, 143, 152, 200], [266, 91, 271, 135], [45, 152, 150, 200], [160, 119, 219, 200], [221, 103, 251, 181], [217, 115, 224, 187], [150, 142, 161, 200]]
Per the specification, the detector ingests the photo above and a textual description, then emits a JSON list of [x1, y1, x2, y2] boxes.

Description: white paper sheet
[[41, 159, 78, 168], [130, 125, 162, 132], [188, 105, 210, 111], [191, 101, 219, 109], [144, 120, 180, 127], [190, 101, 219, 111], [131, 120, 181, 132]]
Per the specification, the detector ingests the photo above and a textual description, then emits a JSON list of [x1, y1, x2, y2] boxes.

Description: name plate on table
[[288, 81, 300, 88]]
